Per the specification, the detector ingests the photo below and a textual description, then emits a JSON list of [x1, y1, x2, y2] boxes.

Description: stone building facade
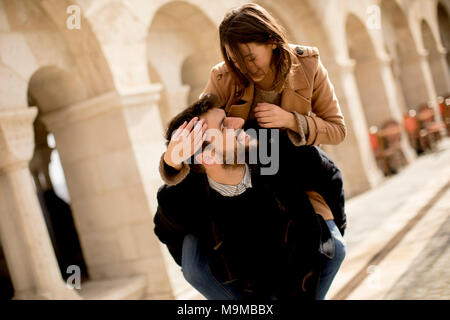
[[0, 0, 449, 299]]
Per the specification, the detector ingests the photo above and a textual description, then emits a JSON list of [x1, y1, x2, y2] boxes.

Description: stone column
[[40, 85, 175, 299], [378, 56, 416, 163], [418, 51, 443, 123], [437, 48, 450, 94], [326, 58, 384, 196], [0, 107, 80, 300]]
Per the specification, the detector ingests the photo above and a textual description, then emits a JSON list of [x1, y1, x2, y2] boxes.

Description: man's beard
[[220, 143, 250, 169]]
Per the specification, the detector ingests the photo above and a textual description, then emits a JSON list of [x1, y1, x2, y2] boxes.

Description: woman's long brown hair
[[219, 3, 296, 93]]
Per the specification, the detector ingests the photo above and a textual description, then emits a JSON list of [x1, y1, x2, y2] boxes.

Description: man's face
[[199, 108, 251, 165]]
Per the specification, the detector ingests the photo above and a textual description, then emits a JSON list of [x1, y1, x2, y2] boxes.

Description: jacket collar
[[286, 53, 310, 92]]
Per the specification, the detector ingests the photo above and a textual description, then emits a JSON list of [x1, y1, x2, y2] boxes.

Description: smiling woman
[[225, 42, 277, 89]]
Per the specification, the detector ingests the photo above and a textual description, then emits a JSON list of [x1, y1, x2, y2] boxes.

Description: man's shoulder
[[281, 144, 322, 163], [157, 172, 207, 202]]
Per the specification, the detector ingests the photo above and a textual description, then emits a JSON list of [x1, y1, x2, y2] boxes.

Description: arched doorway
[[437, 2, 450, 76], [380, 0, 431, 110], [28, 66, 90, 283], [346, 13, 407, 175], [255, 0, 335, 64], [346, 14, 392, 128], [147, 1, 221, 125]]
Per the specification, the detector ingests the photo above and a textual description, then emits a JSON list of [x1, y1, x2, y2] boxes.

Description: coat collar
[[286, 53, 310, 92]]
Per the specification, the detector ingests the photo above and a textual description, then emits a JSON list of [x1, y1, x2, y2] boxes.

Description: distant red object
[[403, 114, 418, 133], [369, 132, 379, 151]]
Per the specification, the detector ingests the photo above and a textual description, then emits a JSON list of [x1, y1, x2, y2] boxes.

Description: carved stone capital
[[0, 107, 38, 172], [40, 85, 162, 131]]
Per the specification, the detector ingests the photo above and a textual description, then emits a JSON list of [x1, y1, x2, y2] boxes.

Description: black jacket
[[154, 144, 347, 300]]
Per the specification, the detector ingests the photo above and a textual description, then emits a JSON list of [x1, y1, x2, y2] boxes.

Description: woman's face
[[226, 42, 276, 84]]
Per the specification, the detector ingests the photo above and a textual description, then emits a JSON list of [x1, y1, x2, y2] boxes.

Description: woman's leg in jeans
[[181, 234, 245, 300], [316, 219, 347, 300]]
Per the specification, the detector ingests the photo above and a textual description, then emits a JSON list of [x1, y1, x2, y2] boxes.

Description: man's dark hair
[[165, 93, 220, 144], [164, 94, 221, 172]]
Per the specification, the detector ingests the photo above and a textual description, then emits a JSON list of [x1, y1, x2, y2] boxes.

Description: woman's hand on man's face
[[164, 117, 208, 170], [254, 103, 297, 131]]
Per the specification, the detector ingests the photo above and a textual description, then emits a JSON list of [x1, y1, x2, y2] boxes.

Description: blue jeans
[[181, 220, 346, 300], [181, 233, 245, 300], [317, 220, 346, 300]]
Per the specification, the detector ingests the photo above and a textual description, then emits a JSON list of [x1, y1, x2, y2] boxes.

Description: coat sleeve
[[153, 185, 189, 266], [285, 146, 347, 236], [308, 148, 347, 236], [159, 152, 191, 186], [304, 57, 347, 146]]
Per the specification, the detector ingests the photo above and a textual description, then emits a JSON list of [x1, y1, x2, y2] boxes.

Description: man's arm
[[153, 184, 190, 266], [159, 152, 191, 186], [154, 206, 186, 266], [281, 144, 347, 236], [309, 147, 347, 236]]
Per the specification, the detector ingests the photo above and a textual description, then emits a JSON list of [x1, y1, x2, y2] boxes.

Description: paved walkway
[[327, 138, 450, 299], [384, 203, 450, 299], [343, 137, 450, 253]]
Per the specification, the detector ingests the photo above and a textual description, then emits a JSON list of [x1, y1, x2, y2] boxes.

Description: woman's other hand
[[254, 103, 297, 132]]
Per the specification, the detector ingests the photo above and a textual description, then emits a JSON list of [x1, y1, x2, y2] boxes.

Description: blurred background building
[[0, 0, 449, 300]]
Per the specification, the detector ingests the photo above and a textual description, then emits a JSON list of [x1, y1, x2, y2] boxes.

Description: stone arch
[[28, 66, 89, 113], [147, 1, 221, 124], [255, 0, 335, 65], [181, 54, 212, 107], [345, 11, 416, 181], [0, 0, 115, 109], [80, 0, 153, 90], [27, 66, 90, 283], [437, 2, 450, 83], [420, 18, 450, 96], [345, 14, 392, 127], [34, 0, 116, 97], [380, 0, 430, 110]]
